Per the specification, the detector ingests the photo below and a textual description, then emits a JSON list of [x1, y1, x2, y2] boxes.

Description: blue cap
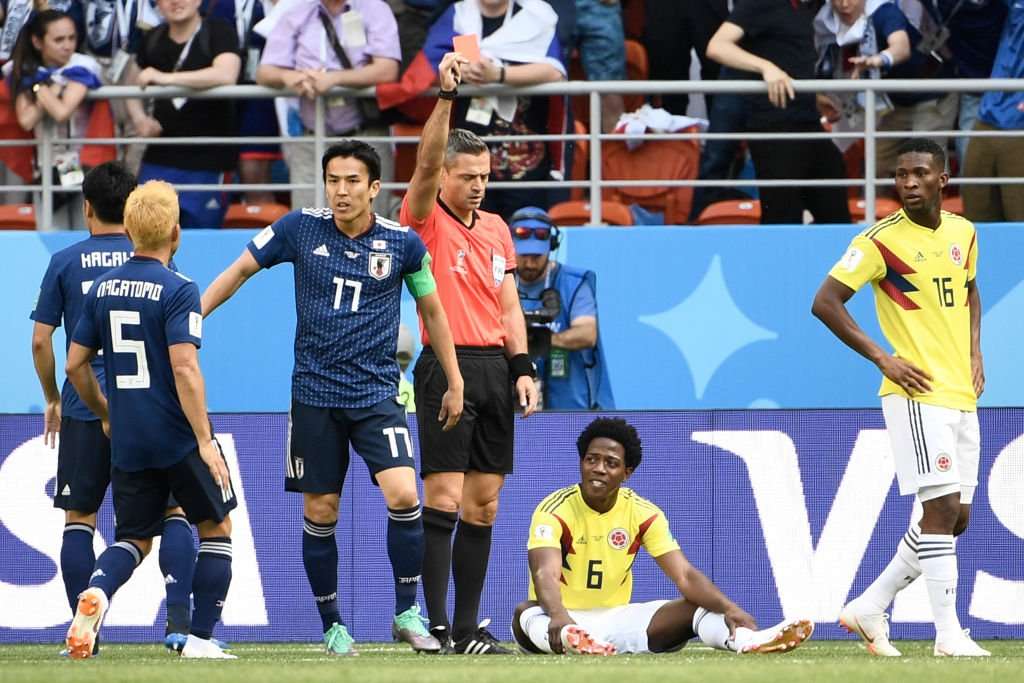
[[509, 207, 554, 256]]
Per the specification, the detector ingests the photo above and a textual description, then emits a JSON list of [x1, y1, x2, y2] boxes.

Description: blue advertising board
[[2, 410, 1022, 643], [2, 225, 1022, 412]]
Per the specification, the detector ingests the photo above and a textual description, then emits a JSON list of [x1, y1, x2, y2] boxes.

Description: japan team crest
[[369, 252, 392, 280], [608, 528, 629, 550], [949, 244, 963, 266]]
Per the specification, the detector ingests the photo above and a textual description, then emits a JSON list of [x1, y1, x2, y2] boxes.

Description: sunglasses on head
[[513, 225, 552, 241]]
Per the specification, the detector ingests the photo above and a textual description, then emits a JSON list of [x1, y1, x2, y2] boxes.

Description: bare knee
[[424, 474, 463, 513], [164, 506, 186, 519], [197, 515, 232, 539], [462, 497, 499, 526], [377, 468, 420, 510], [920, 493, 961, 534], [304, 494, 340, 525], [513, 600, 540, 622]]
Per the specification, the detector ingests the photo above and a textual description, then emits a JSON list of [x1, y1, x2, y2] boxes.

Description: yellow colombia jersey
[[828, 209, 978, 411], [527, 484, 680, 610]]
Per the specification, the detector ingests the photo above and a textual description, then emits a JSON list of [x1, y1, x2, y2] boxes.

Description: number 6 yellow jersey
[[527, 485, 679, 610]]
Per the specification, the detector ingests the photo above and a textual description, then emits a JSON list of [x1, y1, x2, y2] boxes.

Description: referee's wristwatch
[[509, 353, 537, 380]]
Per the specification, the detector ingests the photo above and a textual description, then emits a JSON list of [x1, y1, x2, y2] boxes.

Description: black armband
[[438, 87, 458, 100], [509, 353, 536, 380]]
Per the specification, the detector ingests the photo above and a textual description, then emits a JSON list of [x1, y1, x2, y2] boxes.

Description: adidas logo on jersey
[[61, 485, 71, 496], [313, 245, 330, 257]]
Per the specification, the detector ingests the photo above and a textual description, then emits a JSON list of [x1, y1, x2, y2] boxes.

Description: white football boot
[[559, 625, 616, 656], [839, 599, 901, 657], [934, 629, 991, 657], [180, 633, 238, 659], [65, 587, 109, 660], [734, 618, 814, 654]]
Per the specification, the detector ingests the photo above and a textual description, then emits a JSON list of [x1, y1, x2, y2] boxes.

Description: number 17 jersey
[[828, 209, 978, 411]]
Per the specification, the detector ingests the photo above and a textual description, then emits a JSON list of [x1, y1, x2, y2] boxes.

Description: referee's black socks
[[422, 507, 458, 631], [451, 519, 493, 642]]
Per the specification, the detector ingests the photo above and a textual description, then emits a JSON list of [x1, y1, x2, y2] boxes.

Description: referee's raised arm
[[405, 52, 469, 224]]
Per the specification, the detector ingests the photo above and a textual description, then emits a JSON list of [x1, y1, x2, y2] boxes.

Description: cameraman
[[511, 207, 614, 410]]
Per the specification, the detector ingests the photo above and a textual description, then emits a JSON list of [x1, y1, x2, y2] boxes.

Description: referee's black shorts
[[414, 346, 514, 477]]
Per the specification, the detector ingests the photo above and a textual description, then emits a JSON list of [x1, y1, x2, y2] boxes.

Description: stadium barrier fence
[[3, 78, 1024, 227]]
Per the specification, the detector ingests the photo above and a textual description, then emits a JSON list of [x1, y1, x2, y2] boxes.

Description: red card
[[453, 34, 481, 63]]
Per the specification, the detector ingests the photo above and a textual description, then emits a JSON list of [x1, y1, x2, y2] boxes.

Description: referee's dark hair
[[83, 161, 137, 225], [577, 417, 642, 470], [895, 138, 946, 171], [322, 140, 382, 183]]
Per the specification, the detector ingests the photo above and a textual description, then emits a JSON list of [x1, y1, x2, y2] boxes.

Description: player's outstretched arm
[[655, 550, 756, 634], [416, 291, 465, 431], [202, 250, 262, 318], [528, 547, 575, 654], [65, 342, 108, 430], [812, 275, 933, 395], [169, 342, 230, 493], [31, 322, 61, 448], [967, 278, 984, 397], [405, 52, 468, 223], [499, 274, 538, 416]]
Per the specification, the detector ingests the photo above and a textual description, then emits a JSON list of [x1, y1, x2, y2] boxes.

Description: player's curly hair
[[576, 418, 642, 470]]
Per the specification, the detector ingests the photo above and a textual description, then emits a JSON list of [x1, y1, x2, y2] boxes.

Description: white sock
[[861, 524, 923, 611], [693, 607, 735, 652], [917, 533, 961, 639], [519, 606, 554, 654]]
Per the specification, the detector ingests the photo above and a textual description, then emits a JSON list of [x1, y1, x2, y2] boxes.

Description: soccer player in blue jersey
[[29, 162, 199, 654], [202, 141, 465, 655], [63, 181, 237, 660]]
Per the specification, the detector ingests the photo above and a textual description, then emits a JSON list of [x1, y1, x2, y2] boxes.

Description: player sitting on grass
[[511, 417, 814, 656]]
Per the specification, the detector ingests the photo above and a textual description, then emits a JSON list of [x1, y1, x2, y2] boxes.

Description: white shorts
[[567, 600, 669, 654], [881, 394, 980, 503]]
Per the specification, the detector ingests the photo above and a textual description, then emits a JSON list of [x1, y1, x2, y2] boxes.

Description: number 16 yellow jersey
[[828, 209, 978, 411], [527, 484, 679, 610]]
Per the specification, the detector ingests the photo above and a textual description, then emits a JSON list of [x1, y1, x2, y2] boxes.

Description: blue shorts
[[286, 398, 414, 493], [54, 417, 110, 513], [137, 163, 228, 229], [111, 443, 237, 540]]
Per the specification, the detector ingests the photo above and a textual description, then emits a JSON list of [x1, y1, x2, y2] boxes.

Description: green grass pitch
[[2, 641, 1022, 683]]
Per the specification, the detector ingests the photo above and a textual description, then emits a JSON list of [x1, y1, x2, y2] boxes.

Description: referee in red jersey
[[400, 52, 539, 654]]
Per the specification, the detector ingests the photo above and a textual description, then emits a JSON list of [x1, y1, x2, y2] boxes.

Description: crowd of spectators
[[0, 0, 1022, 229]]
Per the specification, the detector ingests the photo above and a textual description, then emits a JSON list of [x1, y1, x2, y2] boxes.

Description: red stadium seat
[[549, 200, 634, 227], [602, 131, 700, 225], [222, 202, 290, 228], [0, 204, 35, 230], [696, 199, 761, 226], [848, 197, 902, 222]]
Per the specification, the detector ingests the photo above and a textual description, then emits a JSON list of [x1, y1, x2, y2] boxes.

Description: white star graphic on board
[[639, 255, 777, 400]]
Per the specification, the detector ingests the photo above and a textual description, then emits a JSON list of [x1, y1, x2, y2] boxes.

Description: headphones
[[509, 206, 561, 251]]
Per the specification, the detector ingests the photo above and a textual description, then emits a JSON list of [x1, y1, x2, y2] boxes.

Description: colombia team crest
[[369, 252, 392, 280], [949, 243, 963, 266], [608, 528, 629, 550]]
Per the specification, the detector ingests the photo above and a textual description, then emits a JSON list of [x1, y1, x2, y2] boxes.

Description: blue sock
[[61, 523, 96, 615], [88, 541, 142, 599], [160, 514, 196, 635], [191, 537, 232, 640], [303, 518, 341, 633], [387, 506, 424, 615]]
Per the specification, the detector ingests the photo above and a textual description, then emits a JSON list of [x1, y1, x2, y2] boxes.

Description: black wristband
[[498, 65, 506, 83], [509, 353, 536, 380], [438, 87, 458, 100]]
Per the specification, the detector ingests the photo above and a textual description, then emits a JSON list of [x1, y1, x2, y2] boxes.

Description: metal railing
[[3, 78, 1023, 227]]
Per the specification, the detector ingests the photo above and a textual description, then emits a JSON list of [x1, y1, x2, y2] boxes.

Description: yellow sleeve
[[641, 507, 680, 558], [527, 507, 563, 551], [966, 229, 978, 281], [827, 234, 886, 293]]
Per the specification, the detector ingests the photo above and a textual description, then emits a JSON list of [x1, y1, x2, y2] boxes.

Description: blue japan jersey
[[30, 234, 135, 421], [247, 209, 430, 408], [72, 257, 203, 471]]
